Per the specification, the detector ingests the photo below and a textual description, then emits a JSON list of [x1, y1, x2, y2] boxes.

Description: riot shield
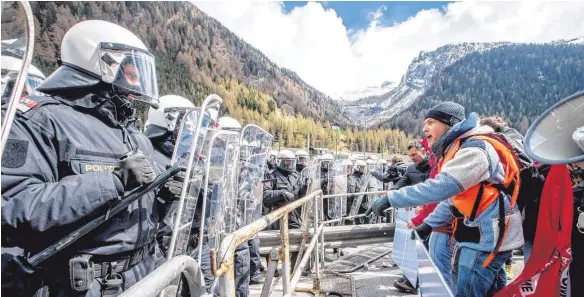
[[165, 95, 222, 260], [1, 1, 35, 153], [392, 208, 419, 286], [348, 175, 367, 217], [198, 129, 241, 262], [170, 108, 200, 166], [326, 161, 347, 222], [364, 170, 383, 223], [159, 108, 200, 258], [300, 163, 321, 196], [236, 125, 273, 226]]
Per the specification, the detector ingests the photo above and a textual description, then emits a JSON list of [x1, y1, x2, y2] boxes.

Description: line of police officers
[[0, 19, 404, 297]]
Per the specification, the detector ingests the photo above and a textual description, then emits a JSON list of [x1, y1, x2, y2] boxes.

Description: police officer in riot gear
[[1, 57, 47, 99], [352, 160, 371, 224], [142, 94, 217, 293], [239, 148, 266, 286], [144, 94, 196, 168], [372, 156, 408, 186], [1, 21, 162, 297], [263, 150, 301, 269], [294, 150, 311, 199], [319, 153, 335, 220], [263, 150, 301, 229], [214, 116, 252, 297], [295, 150, 309, 172], [343, 159, 358, 218], [266, 150, 278, 171]]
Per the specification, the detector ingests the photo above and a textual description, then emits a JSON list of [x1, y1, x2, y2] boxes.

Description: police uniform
[[351, 170, 371, 224], [345, 173, 358, 217], [320, 167, 332, 220], [263, 169, 302, 229], [2, 93, 162, 297]]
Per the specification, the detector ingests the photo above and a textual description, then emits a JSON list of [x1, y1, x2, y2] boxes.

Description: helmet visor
[[278, 158, 296, 171], [164, 108, 192, 132], [98, 43, 158, 103], [297, 156, 309, 165]]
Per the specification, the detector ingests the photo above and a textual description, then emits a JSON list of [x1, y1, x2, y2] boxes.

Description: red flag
[[495, 165, 573, 297]]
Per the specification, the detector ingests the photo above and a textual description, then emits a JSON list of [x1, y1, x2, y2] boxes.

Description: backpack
[[499, 128, 548, 210]]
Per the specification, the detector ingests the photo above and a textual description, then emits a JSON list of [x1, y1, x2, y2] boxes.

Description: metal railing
[[119, 256, 209, 297], [214, 190, 324, 296], [122, 188, 395, 297]]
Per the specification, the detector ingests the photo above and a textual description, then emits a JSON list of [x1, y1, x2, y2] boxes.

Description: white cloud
[[194, 1, 584, 99]]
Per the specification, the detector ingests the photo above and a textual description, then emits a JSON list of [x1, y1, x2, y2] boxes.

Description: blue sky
[[283, 1, 451, 30], [197, 2, 584, 98]]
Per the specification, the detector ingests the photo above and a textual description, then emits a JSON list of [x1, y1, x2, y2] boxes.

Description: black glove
[[410, 223, 433, 240], [112, 151, 156, 190], [278, 190, 295, 202], [365, 196, 392, 217], [160, 170, 186, 201]]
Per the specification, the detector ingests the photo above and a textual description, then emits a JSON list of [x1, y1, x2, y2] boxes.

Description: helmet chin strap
[[109, 85, 135, 120]]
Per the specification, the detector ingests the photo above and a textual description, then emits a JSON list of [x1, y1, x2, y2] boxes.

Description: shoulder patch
[[13, 95, 61, 120], [16, 96, 38, 113]]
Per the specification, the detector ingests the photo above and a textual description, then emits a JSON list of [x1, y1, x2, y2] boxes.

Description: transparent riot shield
[[326, 161, 347, 223], [159, 108, 200, 258], [1, 1, 35, 153], [165, 95, 222, 260], [236, 125, 273, 226], [300, 163, 321, 196], [198, 129, 241, 263], [366, 180, 383, 223], [348, 174, 367, 217], [170, 108, 199, 166]]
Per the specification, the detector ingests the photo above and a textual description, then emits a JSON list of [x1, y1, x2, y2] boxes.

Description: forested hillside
[[385, 43, 584, 135], [29, 1, 412, 153]]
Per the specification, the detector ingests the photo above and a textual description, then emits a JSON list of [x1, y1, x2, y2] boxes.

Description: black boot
[[393, 275, 417, 294]]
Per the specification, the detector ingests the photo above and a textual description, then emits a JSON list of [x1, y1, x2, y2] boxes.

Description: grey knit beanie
[[425, 102, 466, 126]]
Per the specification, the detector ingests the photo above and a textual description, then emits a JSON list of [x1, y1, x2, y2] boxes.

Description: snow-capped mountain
[[342, 42, 505, 127], [551, 36, 584, 45], [342, 36, 584, 128], [339, 81, 397, 101]]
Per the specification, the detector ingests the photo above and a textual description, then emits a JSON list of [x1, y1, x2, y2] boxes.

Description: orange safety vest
[[438, 133, 521, 267]]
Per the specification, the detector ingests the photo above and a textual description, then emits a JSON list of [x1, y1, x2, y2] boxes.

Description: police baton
[[9, 165, 181, 274]]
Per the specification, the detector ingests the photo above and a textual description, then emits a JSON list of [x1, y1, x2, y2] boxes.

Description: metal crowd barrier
[[213, 190, 324, 296], [121, 188, 396, 297], [119, 256, 208, 297]]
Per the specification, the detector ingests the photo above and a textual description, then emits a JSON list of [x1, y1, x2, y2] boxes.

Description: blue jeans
[[523, 241, 533, 264], [429, 232, 455, 291], [453, 247, 511, 297]]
